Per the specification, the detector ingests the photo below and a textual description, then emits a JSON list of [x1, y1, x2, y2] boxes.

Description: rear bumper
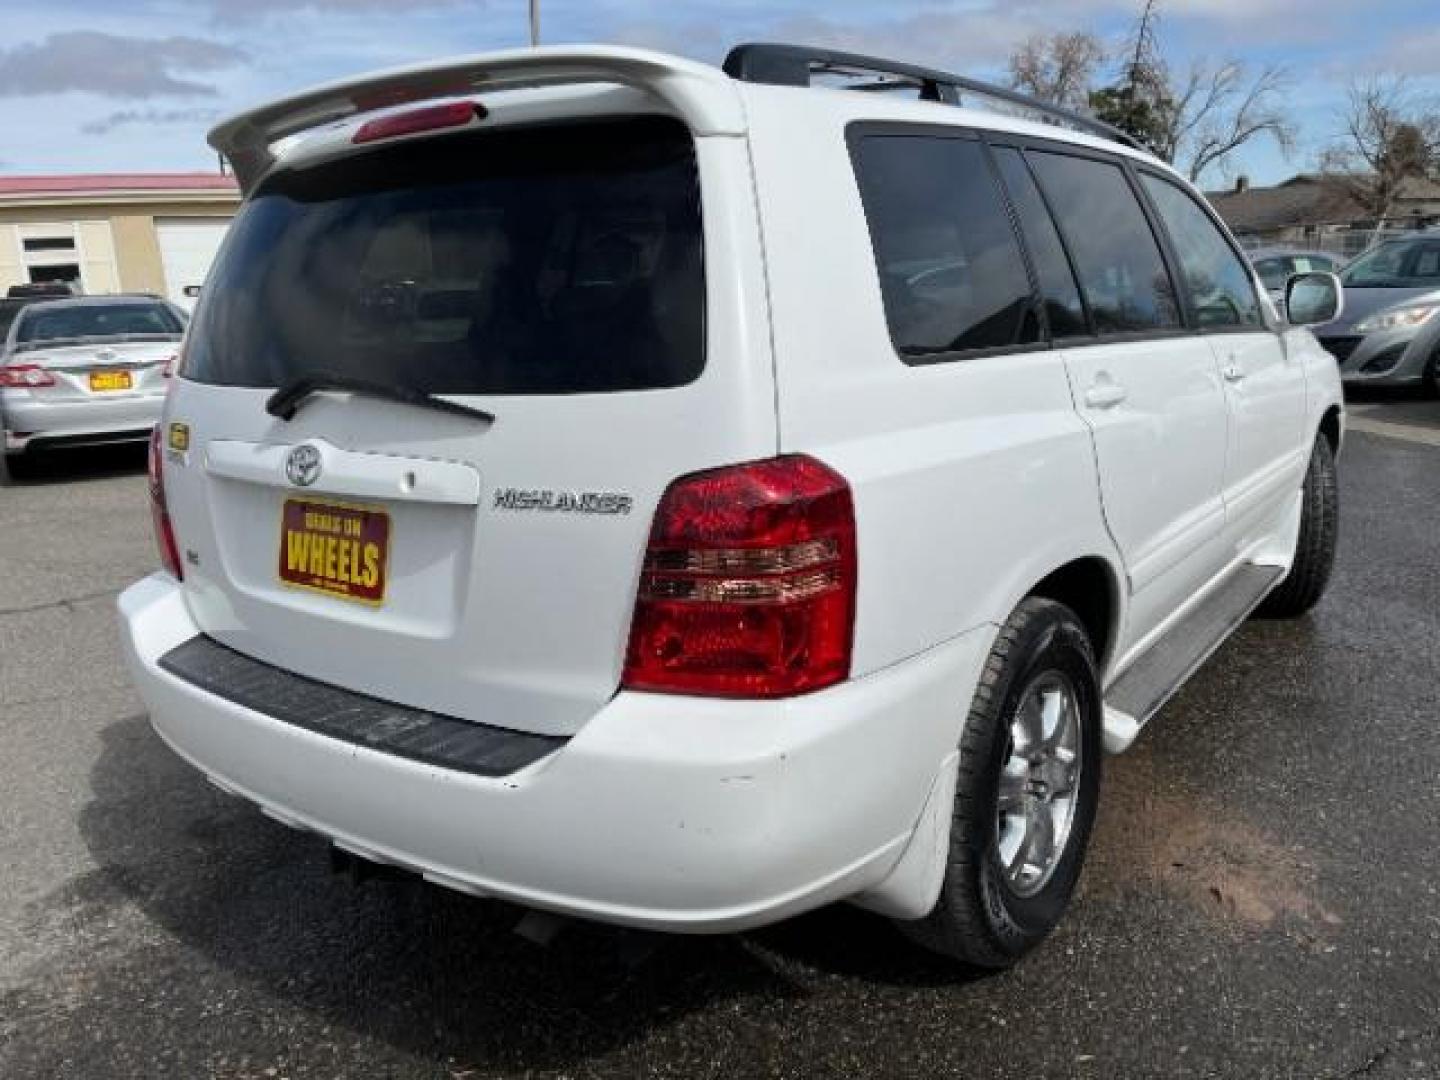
[[2, 392, 162, 453], [119, 573, 987, 933]]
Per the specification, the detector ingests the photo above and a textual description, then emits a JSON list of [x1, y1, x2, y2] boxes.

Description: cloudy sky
[[1, 0, 1435, 186]]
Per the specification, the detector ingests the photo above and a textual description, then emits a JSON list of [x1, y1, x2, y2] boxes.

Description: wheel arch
[[1319, 404, 1342, 456], [1025, 555, 1123, 676]]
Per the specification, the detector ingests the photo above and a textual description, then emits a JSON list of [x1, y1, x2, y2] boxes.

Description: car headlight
[[1354, 304, 1440, 334]]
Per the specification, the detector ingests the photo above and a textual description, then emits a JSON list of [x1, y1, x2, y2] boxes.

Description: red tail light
[[622, 455, 857, 698], [0, 364, 56, 388], [353, 101, 483, 144], [148, 428, 183, 580]]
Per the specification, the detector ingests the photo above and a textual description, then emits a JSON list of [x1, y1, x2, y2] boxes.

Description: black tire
[[1255, 434, 1338, 618], [1425, 350, 1440, 399], [2, 452, 36, 482], [897, 597, 1102, 968]]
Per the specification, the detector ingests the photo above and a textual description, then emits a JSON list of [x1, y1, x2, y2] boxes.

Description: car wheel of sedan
[[897, 596, 1102, 969], [1425, 349, 1440, 399]]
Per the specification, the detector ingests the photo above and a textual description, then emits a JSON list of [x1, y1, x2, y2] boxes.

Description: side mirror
[[1285, 272, 1343, 327], [182, 285, 203, 299]]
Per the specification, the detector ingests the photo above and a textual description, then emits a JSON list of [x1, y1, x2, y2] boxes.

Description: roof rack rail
[[722, 42, 1147, 153]]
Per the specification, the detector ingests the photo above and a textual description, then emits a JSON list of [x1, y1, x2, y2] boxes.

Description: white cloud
[[0, 31, 246, 100], [81, 106, 222, 135]]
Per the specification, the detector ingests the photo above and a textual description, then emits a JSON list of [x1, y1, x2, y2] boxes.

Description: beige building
[[0, 173, 239, 310]]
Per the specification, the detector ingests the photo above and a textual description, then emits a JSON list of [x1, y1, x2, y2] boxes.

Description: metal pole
[[529, 0, 540, 46]]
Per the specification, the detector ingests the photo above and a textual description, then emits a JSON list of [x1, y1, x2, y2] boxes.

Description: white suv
[[118, 43, 1344, 967]]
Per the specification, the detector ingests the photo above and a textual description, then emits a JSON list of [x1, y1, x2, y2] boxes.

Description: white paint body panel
[[1060, 336, 1231, 658], [117, 46, 1342, 933]]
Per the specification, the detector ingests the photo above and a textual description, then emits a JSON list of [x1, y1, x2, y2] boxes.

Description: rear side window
[[851, 134, 1041, 360], [991, 147, 1088, 337], [1140, 174, 1262, 329], [185, 117, 704, 395], [1028, 152, 1181, 334]]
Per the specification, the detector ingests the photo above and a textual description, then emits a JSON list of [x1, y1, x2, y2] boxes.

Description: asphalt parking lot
[[2, 396, 1438, 1079]]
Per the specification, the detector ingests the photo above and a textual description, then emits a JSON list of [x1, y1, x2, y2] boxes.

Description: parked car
[[6, 282, 80, 299], [1248, 247, 1344, 314], [117, 43, 1344, 969], [1312, 233, 1440, 393], [1, 295, 185, 477], [0, 296, 46, 343]]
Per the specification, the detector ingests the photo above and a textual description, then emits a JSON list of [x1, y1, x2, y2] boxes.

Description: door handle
[[1222, 362, 1246, 383], [1084, 381, 1128, 409]]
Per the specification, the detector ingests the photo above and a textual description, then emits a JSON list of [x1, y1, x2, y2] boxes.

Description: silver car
[[1312, 234, 1440, 394], [1250, 247, 1344, 311], [1, 295, 185, 476]]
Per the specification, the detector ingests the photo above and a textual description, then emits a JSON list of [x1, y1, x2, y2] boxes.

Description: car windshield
[[1341, 238, 1440, 288], [15, 301, 184, 347], [1254, 258, 1290, 291], [1254, 254, 1338, 291]]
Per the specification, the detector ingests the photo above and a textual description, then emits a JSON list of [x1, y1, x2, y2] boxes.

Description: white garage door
[[156, 217, 231, 311]]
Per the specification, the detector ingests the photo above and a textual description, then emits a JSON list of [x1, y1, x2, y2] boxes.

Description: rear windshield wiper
[[266, 372, 496, 424]]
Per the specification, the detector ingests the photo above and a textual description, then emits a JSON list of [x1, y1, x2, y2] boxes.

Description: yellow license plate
[[277, 497, 390, 606], [89, 370, 132, 392]]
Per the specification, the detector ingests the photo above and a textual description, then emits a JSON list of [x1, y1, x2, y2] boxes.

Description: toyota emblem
[[285, 444, 323, 487]]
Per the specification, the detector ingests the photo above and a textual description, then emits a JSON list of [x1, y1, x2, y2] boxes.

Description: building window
[[19, 225, 83, 291], [29, 263, 81, 286], [22, 236, 77, 254]]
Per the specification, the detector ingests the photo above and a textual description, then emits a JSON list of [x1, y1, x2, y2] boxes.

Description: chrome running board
[[1103, 563, 1284, 753]]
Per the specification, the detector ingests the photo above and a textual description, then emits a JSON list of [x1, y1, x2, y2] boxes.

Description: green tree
[[1088, 0, 1175, 153]]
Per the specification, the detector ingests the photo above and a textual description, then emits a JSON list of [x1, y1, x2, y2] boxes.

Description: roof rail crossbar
[[722, 43, 1145, 153]]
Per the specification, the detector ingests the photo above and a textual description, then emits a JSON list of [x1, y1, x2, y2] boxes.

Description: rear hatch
[[163, 112, 775, 737]]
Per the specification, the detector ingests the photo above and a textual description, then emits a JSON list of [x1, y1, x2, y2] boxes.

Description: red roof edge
[[0, 172, 239, 196]]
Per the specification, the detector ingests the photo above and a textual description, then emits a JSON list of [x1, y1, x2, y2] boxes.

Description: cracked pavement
[[1, 400, 1438, 1079]]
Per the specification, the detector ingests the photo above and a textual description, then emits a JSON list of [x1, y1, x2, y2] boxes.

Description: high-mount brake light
[[622, 455, 857, 699], [0, 364, 56, 388], [352, 101, 484, 144], [148, 428, 183, 580]]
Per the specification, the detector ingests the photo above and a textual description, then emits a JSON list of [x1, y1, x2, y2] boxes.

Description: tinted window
[[16, 301, 183, 344], [1141, 174, 1262, 328], [1028, 152, 1181, 333], [1342, 239, 1440, 288], [852, 134, 1040, 359], [992, 147, 1088, 337], [185, 118, 704, 394]]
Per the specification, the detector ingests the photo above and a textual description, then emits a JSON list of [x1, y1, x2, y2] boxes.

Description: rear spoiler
[[208, 45, 746, 194]]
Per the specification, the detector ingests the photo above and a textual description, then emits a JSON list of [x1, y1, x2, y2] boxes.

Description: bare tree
[[1159, 60, 1296, 182], [1320, 76, 1440, 238], [1008, 31, 1105, 112]]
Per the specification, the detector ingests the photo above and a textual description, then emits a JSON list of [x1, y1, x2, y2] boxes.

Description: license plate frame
[[88, 369, 132, 392], [276, 496, 391, 606]]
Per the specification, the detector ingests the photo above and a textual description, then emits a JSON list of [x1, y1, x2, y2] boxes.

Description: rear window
[[16, 301, 183, 344], [185, 117, 705, 395]]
